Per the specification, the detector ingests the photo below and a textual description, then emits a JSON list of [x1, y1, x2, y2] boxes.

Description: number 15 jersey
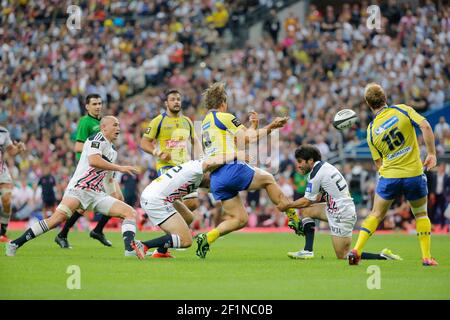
[[367, 104, 425, 178]]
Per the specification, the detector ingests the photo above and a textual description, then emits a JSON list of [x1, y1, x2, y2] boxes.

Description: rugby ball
[[333, 109, 358, 130]]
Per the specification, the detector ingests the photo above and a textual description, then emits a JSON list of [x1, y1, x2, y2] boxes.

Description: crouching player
[[132, 153, 246, 259], [278, 145, 401, 261], [6, 117, 140, 257]]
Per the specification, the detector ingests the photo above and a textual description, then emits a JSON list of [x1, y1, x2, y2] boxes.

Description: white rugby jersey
[[305, 161, 355, 215], [67, 132, 117, 193], [141, 160, 204, 203], [0, 126, 13, 173]]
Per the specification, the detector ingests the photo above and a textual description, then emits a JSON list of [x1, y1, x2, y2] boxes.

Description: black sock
[[123, 231, 135, 251], [0, 224, 7, 236], [303, 218, 315, 252], [58, 212, 82, 238], [13, 220, 49, 247], [157, 247, 168, 254], [13, 229, 36, 247], [93, 214, 110, 234], [143, 234, 174, 250], [361, 252, 386, 260]]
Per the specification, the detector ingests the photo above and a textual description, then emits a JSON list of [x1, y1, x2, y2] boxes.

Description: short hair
[[202, 82, 227, 110], [364, 83, 386, 110], [165, 89, 181, 101], [295, 145, 322, 162], [86, 93, 102, 105]]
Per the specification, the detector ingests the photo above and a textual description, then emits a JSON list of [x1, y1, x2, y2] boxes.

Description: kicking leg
[[196, 195, 247, 258]]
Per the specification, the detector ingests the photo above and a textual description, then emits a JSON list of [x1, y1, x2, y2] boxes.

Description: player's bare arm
[[419, 119, 437, 171], [277, 197, 313, 212], [88, 154, 139, 175]]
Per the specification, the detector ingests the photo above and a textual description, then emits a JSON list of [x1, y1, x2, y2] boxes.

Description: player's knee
[[2, 194, 11, 210], [124, 208, 137, 220], [237, 213, 248, 228]]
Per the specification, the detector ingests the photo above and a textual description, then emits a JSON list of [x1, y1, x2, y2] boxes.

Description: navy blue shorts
[[376, 174, 428, 201], [210, 162, 255, 201]]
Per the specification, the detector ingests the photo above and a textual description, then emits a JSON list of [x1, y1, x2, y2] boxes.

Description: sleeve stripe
[[389, 105, 420, 129], [212, 111, 228, 131]]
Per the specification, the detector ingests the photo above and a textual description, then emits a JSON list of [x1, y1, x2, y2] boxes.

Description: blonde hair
[[202, 82, 227, 110], [364, 83, 386, 110]]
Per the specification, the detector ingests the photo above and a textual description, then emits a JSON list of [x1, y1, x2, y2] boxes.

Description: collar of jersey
[[374, 105, 388, 118], [87, 113, 100, 120]]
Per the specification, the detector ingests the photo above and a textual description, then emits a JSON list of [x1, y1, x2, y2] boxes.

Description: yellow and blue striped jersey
[[201, 111, 245, 158], [367, 104, 425, 178], [143, 112, 194, 170]]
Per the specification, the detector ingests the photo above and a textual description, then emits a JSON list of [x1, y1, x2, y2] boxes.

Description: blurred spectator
[[434, 116, 450, 141], [429, 163, 450, 227], [263, 9, 281, 43]]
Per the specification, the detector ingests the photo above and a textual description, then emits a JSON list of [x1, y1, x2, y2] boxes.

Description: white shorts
[[0, 166, 12, 185], [140, 195, 177, 226], [63, 188, 117, 216], [326, 207, 357, 237]]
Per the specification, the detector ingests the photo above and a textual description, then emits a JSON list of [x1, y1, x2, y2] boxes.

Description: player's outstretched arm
[[88, 154, 139, 175], [419, 119, 437, 171]]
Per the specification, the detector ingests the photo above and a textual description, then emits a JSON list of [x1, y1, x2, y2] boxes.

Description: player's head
[[364, 83, 387, 112], [100, 116, 120, 142], [85, 94, 102, 119], [202, 82, 227, 112], [294, 145, 321, 174], [164, 89, 182, 114]]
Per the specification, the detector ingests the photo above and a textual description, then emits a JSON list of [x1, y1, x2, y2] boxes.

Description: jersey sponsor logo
[[166, 139, 187, 149], [386, 146, 412, 160], [231, 118, 242, 127], [202, 122, 211, 130], [145, 127, 151, 134], [375, 116, 399, 135], [306, 182, 312, 193], [91, 141, 100, 149]]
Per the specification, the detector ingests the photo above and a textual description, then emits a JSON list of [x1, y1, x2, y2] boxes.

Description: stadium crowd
[[1, 0, 449, 232]]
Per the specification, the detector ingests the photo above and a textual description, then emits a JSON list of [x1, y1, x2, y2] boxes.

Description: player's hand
[[159, 152, 171, 161], [15, 141, 26, 152], [423, 154, 436, 171], [269, 117, 289, 130], [249, 111, 259, 129], [236, 150, 251, 163], [276, 200, 291, 212], [119, 165, 140, 176]]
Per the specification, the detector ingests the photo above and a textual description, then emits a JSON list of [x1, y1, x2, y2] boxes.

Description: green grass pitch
[[1, 230, 449, 299]]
